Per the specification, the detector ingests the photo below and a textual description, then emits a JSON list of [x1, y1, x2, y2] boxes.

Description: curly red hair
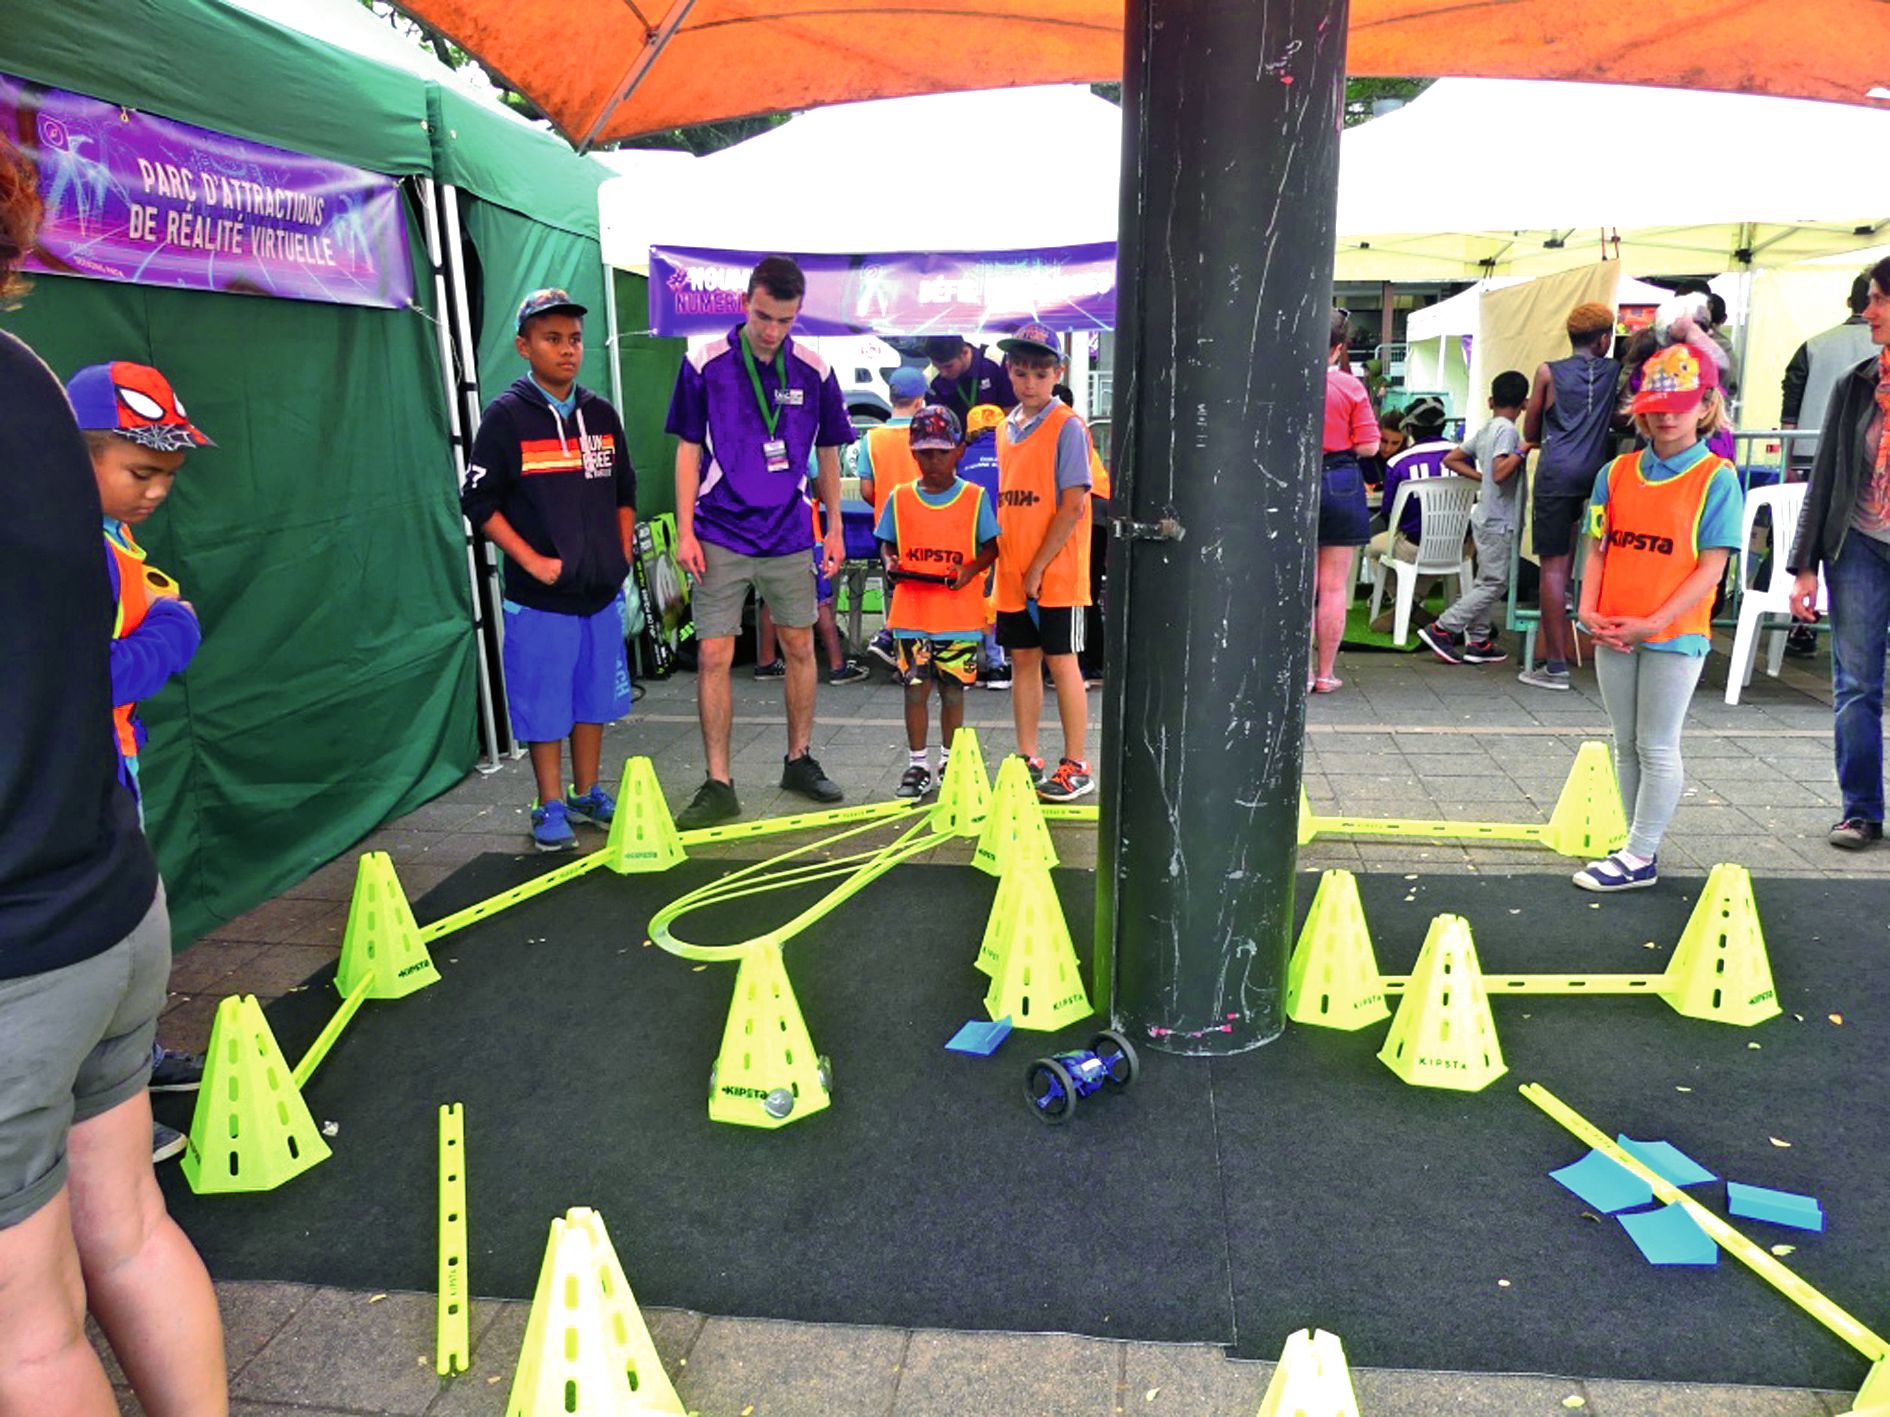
[[0, 134, 42, 305]]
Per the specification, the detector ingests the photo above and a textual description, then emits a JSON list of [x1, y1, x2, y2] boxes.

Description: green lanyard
[[740, 331, 788, 437], [959, 370, 979, 411]]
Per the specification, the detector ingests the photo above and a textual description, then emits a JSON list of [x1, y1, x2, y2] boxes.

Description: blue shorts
[[1317, 453, 1372, 547], [502, 594, 632, 743]]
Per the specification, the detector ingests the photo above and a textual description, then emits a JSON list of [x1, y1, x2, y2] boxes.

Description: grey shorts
[[0, 884, 169, 1230], [692, 540, 818, 637]]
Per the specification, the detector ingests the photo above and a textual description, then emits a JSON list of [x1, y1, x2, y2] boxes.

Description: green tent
[[0, 0, 658, 943]]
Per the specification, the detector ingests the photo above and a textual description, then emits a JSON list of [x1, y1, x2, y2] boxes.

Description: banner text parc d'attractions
[[131, 158, 338, 265]]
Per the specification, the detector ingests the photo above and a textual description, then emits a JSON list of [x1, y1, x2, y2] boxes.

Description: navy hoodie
[[462, 378, 637, 616]]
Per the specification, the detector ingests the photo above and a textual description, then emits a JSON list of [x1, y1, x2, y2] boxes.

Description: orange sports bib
[[886, 481, 988, 635], [1593, 449, 1730, 646], [995, 402, 1091, 611]]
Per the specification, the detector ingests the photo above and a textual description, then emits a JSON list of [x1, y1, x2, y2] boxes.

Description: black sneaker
[[149, 1046, 205, 1093], [1461, 638, 1509, 665], [866, 629, 899, 670], [153, 1122, 186, 1165], [827, 659, 870, 685], [895, 763, 934, 798], [1416, 624, 1465, 664], [781, 753, 844, 803], [676, 777, 740, 829], [979, 664, 1012, 691], [1016, 754, 1047, 788], [1829, 817, 1883, 850], [753, 659, 785, 680], [1038, 758, 1095, 802], [1785, 625, 1819, 659]]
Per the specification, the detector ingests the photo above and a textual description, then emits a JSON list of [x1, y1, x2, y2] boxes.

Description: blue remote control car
[[1023, 1030, 1139, 1123]]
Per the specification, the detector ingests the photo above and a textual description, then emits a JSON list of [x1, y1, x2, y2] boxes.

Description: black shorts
[[996, 605, 1085, 656], [1532, 490, 1591, 561], [1317, 454, 1372, 547]]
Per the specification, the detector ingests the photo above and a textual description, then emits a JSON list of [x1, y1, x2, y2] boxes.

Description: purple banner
[[650, 243, 1116, 338], [2, 72, 413, 309]]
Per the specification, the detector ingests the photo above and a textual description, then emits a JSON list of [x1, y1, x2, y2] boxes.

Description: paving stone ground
[[123, 631, 1884, 1415]]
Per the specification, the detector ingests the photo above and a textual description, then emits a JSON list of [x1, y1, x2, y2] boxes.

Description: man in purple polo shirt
[[925, 335, 1017, 425], [667, 254, 855, 827]]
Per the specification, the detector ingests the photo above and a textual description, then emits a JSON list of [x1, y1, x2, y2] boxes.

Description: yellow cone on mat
[[1659, 862, 1781, 1027], [507, 1207, 685, 1416], [982, 861, 1092, 1031], [335, 851, 438, 1001], [1297, 784, 1318, 847], [1285, 869, 1389, 1030], [1538, 740, 1629, 858], [972, 754, 1058, 878], [1843, 1357, 1890, 1415], [708, 940, 832, 1129], [1377, 914, 1507, 1091], [181, 995, 331, 1194], [929, 726, 992, 838], [1256, 1327, 1360, 1417], [602, 756, 687, 874]]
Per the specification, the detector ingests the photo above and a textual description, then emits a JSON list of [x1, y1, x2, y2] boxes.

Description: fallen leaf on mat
[[1676, 1086, 1693, 1093], [692, 965, 707, 972], [1643, 941, 1658, 950], [1830, 1013, 1845, 1025], [368, 1293, 386, 1303], [1563, 1398, 1587, 1410], [1579, 1211, 1602, 1224], [742, 1407, 755, 1416], [1772, 1244, 1797, 1257], [1769, 1136, 1793, 1148], [1509, 908, 1522, 915], [1748, 1042, 1762, 1050], [1404, 874, 1418, 881], [320, 1120, 339, 1138], [1146, 1388, 1161, 1402], [1588, 903, 1600, 909], [1497, 1278, 1511, 1288], [487, 1375, 501, 1384]]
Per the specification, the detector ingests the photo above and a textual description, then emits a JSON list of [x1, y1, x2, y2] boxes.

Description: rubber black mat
[[157, 856, 1887, 1389]]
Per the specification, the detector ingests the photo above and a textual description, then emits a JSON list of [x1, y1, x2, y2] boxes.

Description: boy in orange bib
[[876, 406, 999, 798], [1573, 342, 1744, 892]]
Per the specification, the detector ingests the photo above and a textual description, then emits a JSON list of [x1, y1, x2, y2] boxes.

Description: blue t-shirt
[[666, 326, 856, 558], [874, 477, 1000, 640], [1589, 440, 1743, 657]]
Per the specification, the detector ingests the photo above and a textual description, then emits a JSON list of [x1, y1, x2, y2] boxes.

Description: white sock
[[1617, 849, 1652, 869], [938, 747, 950, 770], [909, 749, 927, 771]]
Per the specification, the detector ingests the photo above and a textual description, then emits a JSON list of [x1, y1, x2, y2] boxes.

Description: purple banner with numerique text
[[1, 71, 413, 309], [648, 243, 1116, 338]]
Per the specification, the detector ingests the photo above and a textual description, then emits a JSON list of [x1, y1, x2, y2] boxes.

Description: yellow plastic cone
[[602, 756, 686, 874], [1285, 870, 1389, 1030], [1538, 740, 1629, 858], [181, 995, 331, 1194], [335, 851, 438, 1000], [707, 940, 832, 1129], [1255, 1328, 1360, 1417], [1844, 1357, 1890, 1414], [1377, 914, 1507, 1091], [1659, 863, 1781, 1026], [507, 1207, 685, 1416], [972, 754, 1058, 878], [974, 864, 1022, 977], [982, 862, 1092, 1031], [929, 726, 992, 838], [1297, 784, 1318, 847]]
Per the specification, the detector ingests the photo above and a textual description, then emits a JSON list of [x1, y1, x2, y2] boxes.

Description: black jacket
[[1790, 353, 1882, 574], [1, 330, 158, 978], [462, 378, 637, 615]]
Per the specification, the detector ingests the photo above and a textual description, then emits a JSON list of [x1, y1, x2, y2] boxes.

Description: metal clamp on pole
[[1111, 512, 1186, 543]]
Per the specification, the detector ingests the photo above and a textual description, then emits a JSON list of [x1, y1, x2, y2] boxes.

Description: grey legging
[[1592, 644, 1707, 859]]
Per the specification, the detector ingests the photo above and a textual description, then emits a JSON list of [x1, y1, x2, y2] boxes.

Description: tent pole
[[604, 256, 626, 412], [1099, 0, 1350, 1054], [417, 177, 503, 774], [439, 182, 519, 759]]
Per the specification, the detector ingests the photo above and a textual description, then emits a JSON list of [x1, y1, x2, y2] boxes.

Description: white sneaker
[[1517, 666, 1571, 691]]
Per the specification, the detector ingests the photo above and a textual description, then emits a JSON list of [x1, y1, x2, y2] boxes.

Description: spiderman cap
[[66, 362, 214, 452]]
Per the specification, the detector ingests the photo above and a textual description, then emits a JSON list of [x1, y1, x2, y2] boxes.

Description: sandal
[[1312, 676, 1343, 694]]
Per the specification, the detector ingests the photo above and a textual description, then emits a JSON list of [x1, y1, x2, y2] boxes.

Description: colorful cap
[[908, 404, 963, 450], [66, 362, 213, 451], [1631, 343, 1719, 414], [516, 286, 587, 331], [888, 366, 928, 400], [965, 403, 1006, 436], [998, 321, 1061, 360]]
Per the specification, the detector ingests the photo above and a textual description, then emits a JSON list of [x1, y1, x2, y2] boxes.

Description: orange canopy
[[394, 0, 1885, 148]]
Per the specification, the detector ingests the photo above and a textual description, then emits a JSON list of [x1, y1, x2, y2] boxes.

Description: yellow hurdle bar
[[1038, 804, 1100, 823], [418, 851, 607, 944], [1383, 974, 1664, 995], [1310, 813, 1544, 843], [435, 1104, 470, 1375], [677, 798, 921, 844], [1520, 1083, 1890, 1363], [290, 969, 376, 1090]]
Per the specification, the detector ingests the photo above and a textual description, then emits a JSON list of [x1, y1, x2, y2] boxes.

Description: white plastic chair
[[1725, 481, 1826, 705], [1367, 476, 1477, 645]]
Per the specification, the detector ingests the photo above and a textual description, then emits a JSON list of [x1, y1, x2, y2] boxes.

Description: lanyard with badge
[[741, 331, 800, 473]]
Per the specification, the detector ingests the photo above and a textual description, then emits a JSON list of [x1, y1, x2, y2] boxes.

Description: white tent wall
[[1468, 266, 1623, 450], [1741, 248, 1890, 431]]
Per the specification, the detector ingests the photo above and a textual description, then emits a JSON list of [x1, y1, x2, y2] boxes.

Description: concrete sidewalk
[[128, 638, 1884, 1416]]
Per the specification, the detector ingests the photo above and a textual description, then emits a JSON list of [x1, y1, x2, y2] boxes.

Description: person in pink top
[[1314, 309, 1380, 692]]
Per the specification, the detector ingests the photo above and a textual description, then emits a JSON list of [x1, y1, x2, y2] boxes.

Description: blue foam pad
[[1616, 1135, 1717, 1188], [1726, 1182, 1825, 1232], [1550, 1150, 1655, 1214], [1619, 1203, 1718, 1266], [946, 1018, 1013, 1056]]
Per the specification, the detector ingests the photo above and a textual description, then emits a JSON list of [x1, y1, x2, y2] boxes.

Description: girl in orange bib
[[1573, 342, 1744, 892]]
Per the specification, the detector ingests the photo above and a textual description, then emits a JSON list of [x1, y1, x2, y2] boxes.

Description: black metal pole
[[1097, 0, 1350, 1054]]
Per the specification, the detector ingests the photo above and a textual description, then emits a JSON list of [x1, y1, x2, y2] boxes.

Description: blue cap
[[998, 322, 1062, 360], [888, 366, 928, 400], [516, 287, 587, 332]]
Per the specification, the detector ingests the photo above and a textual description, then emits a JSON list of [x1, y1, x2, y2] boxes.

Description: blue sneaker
[[564, 784, 616, 827], [530, 799, 577, 852], [1572, 852, 1657, 893]]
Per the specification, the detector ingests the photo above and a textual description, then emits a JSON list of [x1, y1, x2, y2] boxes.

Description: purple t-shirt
[[666, 325, 856, 557]]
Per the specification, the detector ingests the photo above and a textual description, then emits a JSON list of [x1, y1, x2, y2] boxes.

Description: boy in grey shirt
[[1418, 370, 1529, 664]]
